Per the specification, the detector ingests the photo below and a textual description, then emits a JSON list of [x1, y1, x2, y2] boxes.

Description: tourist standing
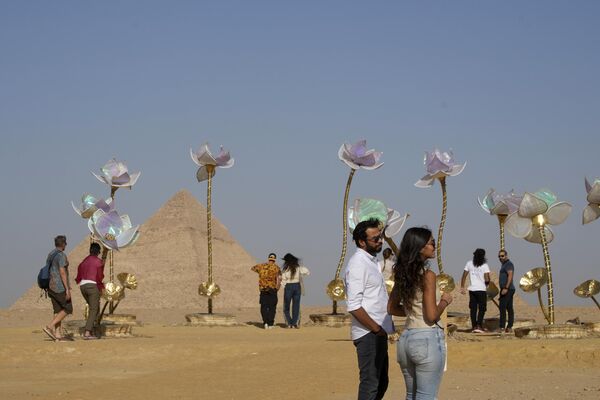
[[378, 247, 396, 282], [388, 227, 453, 400], [498, 249, 515, 333], [251, 253, 281, 329], [344, 218, 394, 400], [43, 235, 72, 342], [75, 242, 105, 339], [460, 248, 491, 333], [280, 253, 310, 329]]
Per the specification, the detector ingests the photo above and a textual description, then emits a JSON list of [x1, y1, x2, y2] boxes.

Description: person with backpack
[[42, 235, 73, 342], [75, 242, 105, 339]]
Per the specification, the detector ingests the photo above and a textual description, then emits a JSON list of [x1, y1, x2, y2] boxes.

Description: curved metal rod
[[538, 224, 555, 324], [332, 169, 356, 314], [537, 288, 551, 323], [436, 177, 447, 273], [97, 301, 109, 324], [591, 296, 600, 311]]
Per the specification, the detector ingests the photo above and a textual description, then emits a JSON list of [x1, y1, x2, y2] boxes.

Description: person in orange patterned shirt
[[251, 253, 281, 329]]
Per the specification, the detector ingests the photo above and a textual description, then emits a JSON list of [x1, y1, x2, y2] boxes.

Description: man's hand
[[501, 288, 508, 296], [460, 287, 466, 295], [65, 289, 71, 301]]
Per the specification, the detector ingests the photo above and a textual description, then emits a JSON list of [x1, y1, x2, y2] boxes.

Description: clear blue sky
[[1, 1, 599, 309]]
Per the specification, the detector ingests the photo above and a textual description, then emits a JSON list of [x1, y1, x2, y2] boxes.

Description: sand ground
[[1, 306, 599, 400]]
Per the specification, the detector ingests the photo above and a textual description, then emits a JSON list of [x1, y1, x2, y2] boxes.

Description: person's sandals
[[42, 326, 57, 341], [83, 335, 99, 340]]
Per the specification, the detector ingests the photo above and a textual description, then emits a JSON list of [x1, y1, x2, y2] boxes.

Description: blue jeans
[[283, 283, 301, 326], [397, 327, 445, 400], [354, 332, 389, 400]]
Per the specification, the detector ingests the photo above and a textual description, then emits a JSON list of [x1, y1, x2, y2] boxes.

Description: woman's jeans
[[283, 282, 301, 326], [397, 327, 446, 400]]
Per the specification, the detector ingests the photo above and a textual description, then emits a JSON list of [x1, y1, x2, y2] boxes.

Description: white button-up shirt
[[344, 248, 394, 340]]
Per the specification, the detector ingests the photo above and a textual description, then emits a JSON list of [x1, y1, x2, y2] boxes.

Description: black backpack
[[37, 250, 60, 290]]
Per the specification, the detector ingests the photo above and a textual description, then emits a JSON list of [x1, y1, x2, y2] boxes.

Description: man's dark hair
[[90, 242, 101, 256], [54, 235, 67, 247], [353, 218, 380, 247]]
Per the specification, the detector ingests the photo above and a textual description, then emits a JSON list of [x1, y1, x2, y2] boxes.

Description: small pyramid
[[11, 190, 260, 311]]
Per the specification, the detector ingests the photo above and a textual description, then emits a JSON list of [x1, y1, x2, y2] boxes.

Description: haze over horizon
[[2, 1, 599, 309]]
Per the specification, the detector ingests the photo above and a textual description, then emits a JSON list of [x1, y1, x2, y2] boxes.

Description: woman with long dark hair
[[460, 248, 491, 333], [388, 227, 453, 399], [281, 253, 310, 328]]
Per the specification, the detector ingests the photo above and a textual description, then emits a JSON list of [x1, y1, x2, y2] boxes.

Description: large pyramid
[[11, 190, 259, 311]]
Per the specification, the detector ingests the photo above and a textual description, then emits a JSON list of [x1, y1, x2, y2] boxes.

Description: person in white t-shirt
[[460, 248, 490, 333], [377, 248, 395, 282]]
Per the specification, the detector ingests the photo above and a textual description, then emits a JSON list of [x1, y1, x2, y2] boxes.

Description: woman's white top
[[405, 275, 441, 329], [281, 266, 310, 285], [464, 261, 490, 291]]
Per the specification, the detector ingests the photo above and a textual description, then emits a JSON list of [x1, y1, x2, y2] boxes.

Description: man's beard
[[365, 243, 382, 256]]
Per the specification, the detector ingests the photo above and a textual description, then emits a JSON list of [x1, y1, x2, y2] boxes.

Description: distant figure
[[42, 235, 72, 342], [388, 227, 453, 399], [344, 218, 394, 400], [280, 253, 310, 329], [498, 250, 515, 333], [460, 248, 491, 333], [75, 242, 105, 339], [251, 253, 282, 329], [378, 248, 396, 282]]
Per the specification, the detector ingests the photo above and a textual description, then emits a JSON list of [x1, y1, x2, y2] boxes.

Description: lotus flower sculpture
[[191, 143, 234, 314], [415, 148, 465, 277], [71, 193, 113, 219], [583, 178, 600, 225], [88, 209, 140, 251], [478, 189, 523, 251], [330, 140, 383, 314], [506, 190, 572, 324], [117, 272, 138, 290], [92, 158, 141, 198], [519, 267, 550, 322], [191, 143, 234, 182], [573, 279, 600, 311]]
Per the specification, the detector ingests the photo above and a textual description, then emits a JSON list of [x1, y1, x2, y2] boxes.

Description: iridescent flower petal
[[524, 225, 554, 244], [518, 193, 549, 219], [385, 209, 408, 238], [583, 204, 600, 225], [545, 202, 572, 226], [416, 148, 465, 187], [505, 213, 533, 238], [586, 180, 600, 204], [338, 140, 383, 170]]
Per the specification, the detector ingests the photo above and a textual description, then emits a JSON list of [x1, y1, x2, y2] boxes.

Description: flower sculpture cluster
[[190, 143, 234, 314], [71, 159, 141, 317], [505, 189, 572, 324], [478, 189, 523, 251], [583, 177, 600, 225], [328, 140, 383, 314]]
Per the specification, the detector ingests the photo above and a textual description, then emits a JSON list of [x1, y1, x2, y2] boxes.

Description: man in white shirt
[[344, 218, 394, 400], [378, 247, 396, 281]]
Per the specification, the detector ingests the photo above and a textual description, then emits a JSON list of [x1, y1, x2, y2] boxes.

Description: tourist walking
[[42, 235, 73, 342], [378, 247, 396, 282], [344, 218, 394, 400], [280, 253, 310, 329], [75, 242, 105, 339], [498, 249, 516, 333], [388, 227, 453, 400], [251, 253, 281, 329], [460, 248, 491, 333]]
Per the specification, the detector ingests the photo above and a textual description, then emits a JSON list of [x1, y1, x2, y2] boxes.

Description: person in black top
[[498, 250, 515, 333]]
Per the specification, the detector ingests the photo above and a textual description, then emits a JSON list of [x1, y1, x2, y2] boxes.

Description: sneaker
[[472, 328, 484, 333], [264, 323, 269, 330], [293, 325, 300, 329], [504, 327, 513, 334]]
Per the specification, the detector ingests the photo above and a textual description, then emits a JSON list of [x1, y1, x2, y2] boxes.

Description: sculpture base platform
[[185, 313, 237, 326], [514, 324, 596, 339], [309, 313, 352, 327], [63, 320, 133, 337], [583, 321, 600, 333], [101, 313, 140, 325], [483, 317, 536, 332]]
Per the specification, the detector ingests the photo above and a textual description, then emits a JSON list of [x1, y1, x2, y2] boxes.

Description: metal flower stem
[[333, 169, 356, 315], [436, 177, 447, 273], [591, 296, 600, 311], [497, 214, 507, 252], [97, 247, 111, 324], [537, 288, 551, 323], [206, 164, 215, 314], [538, 223, 555, 324]]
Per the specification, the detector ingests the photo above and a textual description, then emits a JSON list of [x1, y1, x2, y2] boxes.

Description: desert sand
[[1, 304, 599, 400]]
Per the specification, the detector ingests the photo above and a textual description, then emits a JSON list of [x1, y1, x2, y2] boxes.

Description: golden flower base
[[63, 320, 134, 337], [514, 324, 597, 339], [185, 313, 237, 326], [308, 313, 352, 327], [101, 313, 140, 325]]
